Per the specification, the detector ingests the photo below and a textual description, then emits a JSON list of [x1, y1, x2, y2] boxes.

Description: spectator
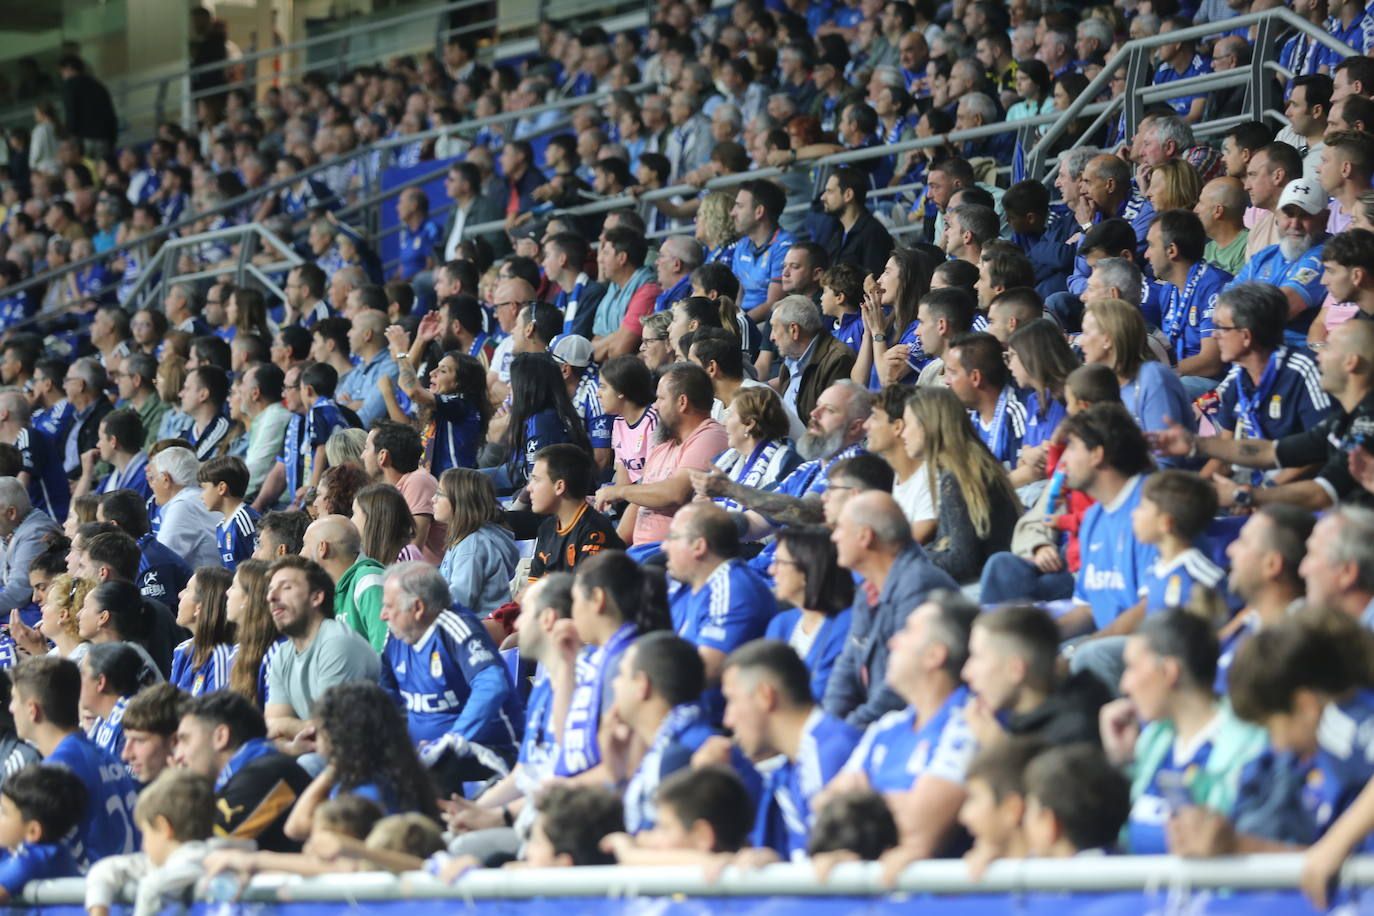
[[119, 683, 184, 785], [771, 295, 858, 422], [148, 447, 222, 570], [1230, 178, 1330, 348], [76, 407, 151, 503], [0, 766, 84, 899], [58, 56, 116, 155], [378, 561, 522, 794], [76, 580, 164, 680], [820, 166, 894, 276], [1022, 744, 1131, 857], [716, 639, 860, 860], [81, 642, 150, 759], [526, 444, 623, 581], [224, 559, 281, 707], [261, 556, 381, 752], [11, 656, 138, 868], [198, 456, 258, 572], [0, 390, 70, 523], [300, 515, 385, 652], [62, 358, 113, 481], [592, 227, 660, 362], [1147, 210, 1231, 393], [1196, 177, 1251, 276], [171, 567, 235, 696], [962, 606, 1109, 746], [85, 507, 191, 633], [359, 422, 449, 565], [0, 477, 61, 617], [709, 386, 802, 510], [1244, 141, 1303, 259], [609, 632, 716, 833], [1079, 297, 1195, 442], [337, 311, 399, 428], [173, 690, 311, 853], [283, 682, 439, 840]]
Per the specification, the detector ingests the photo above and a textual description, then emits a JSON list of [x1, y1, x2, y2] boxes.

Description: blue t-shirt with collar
[[753, 708, 862, 860], [1139, 546, 1227, 614], [731, 228, 794, 314], [1231, 241, 1327, 339], [1214, 347, 1330, 442], [1075, 474, 1159, 630], [843, 686, 976, 794]]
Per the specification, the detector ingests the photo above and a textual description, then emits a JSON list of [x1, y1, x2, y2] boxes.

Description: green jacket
[[135, 394, 170, 451], [1124, 699, 1268, 850], [336, 556, 387, 652]]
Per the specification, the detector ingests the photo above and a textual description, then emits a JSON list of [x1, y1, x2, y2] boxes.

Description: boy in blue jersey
[[11, 656, 139, 870], [1132, 470, 1227, 613], [721, 640, 860, 861], [378, 561, 523, 795], [820, 263, 866, 355], [1176, 613, 1374, 862], [1023, 744, 1132, 857], [296, 362, 352, 505], [551, 334, 614, 472], [609, 633, 717, 834], [834, 594, 977, 860], [605, 766, 755, 863], [198, 456, 259, 573], [663, 504, 777, 722], [0, 765, 84, 898]]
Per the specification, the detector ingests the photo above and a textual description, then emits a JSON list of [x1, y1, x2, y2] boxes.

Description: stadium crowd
[[4, 0, 1374, 909]]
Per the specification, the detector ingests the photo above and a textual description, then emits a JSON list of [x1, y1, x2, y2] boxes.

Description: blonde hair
[[365, 813, 445, 857], [325, 427, 367, 467], [697, 191, 738, 250], [156, 355, 188, 404], [1148, 159, 1203, 211], [46, 574, 95, 639], [1085, 298, 1150, 380], [905, 388, 1019, 539]]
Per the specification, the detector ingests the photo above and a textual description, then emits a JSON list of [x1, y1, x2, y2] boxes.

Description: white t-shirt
[[894, 467, 937, 523]]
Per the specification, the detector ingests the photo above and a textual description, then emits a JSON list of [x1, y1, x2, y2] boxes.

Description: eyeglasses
[[1211, 325, 1240, 335]]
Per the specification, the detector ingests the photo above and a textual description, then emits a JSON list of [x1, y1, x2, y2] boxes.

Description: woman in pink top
[[353, 484, 424, 563], [599, 355, 659, 485]]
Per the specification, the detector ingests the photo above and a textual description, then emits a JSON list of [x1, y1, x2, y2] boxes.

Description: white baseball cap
[[1276, 179, 1328, 216], [550, 333, 593, 369]]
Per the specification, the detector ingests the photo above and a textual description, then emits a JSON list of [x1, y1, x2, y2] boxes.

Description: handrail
[[20, 854, 1374, 904], [1024, 6, 1356, 178]]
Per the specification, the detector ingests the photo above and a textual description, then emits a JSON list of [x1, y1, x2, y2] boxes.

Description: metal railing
[[1023, 6, 1357, 179], [123, 222, 305, 312], [18, 854, 1374, 905]]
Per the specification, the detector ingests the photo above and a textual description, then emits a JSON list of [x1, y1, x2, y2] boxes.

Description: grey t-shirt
[[267, 618, 381, 719]]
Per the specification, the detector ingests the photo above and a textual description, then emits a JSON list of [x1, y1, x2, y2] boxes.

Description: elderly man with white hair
[[0, 477, 60, 617], [379, 560, 524, 794], [149, 446, 222, 569], [770, 295, 857, 421]]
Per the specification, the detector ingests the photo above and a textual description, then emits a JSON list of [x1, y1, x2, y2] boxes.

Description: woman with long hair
[[14, 573, 94, 661], [224, 287, 273, 343], [385, 321, 492, 474], [713, 387, 801, 510], [599, 355, 659, 486], [433, 468, 518, 616], [902, 388, 1021, 583], [765, 526, 855, 702], [1007, 60, 1053, 122], [1007, 318, 1080, 488], [284, 682, 440, 841], [1079, 298, 1194, 441], [559, 551, 671, 776], [311, 462, 370, 520], [130, 307, 169, 356], [171, 566, 236, 696], [668, 296, 743, 359], [353, 484, 423, 563], [77, 580, 162, 681], [852, 247, 935, 388], [695, 190, 739, 264], [494, 352, 589, 493], [225, 559, 282, 706]]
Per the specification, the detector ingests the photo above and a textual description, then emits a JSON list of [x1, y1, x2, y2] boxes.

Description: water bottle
[[1043, 468, 1066, 525]]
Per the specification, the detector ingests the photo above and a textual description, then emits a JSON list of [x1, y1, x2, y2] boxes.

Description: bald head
[[1332, 317, 1374, 371], [303, 514, 362, 567], [843, 491, 914, 549], [1199, 177, 1248, 223]]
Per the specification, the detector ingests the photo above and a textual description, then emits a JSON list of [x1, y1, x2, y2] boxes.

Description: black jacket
[[824, 208, 895, 278], [217, 747, 312, 853], [62, 74, 117, 146], [67, 398, 113, 481], [1005, 670, 1111, 745]]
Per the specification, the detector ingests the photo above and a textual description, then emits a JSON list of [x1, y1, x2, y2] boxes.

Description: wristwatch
[[1233, 486, 1255, 510], [872, 333, 887, 343]]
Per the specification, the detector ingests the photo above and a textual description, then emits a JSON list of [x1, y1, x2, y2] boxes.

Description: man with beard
[[820, 166, 893, 276], [593, 362, 726, 559], [690, 381, 873, 575], [1228, 179, 1330, 349], [261, 555, 380, 753]]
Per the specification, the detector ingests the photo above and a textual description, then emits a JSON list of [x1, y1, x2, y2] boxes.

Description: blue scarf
[[1235, 349, 1285, 485], [1164, 263, 1210, 364], [216, 737, 277, 792], [558, 622, 638, 775], [715, 438, 789, 512], [624, 702, 706, 833]]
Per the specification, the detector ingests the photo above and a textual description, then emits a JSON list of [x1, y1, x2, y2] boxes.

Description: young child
[[958, 737, 1045, 880], [602, 766, 754, 865], [1131, 470, 1227, 614], [807, 790, 898, 861], [86, 769, 219, 916], [198, 456, 260, 572], [820, 263, 866, 354], [0, 765, 84, 902], [526, 444, 624, 581], [1022, 744, 1131, 857], [202, 794, 384, 880]]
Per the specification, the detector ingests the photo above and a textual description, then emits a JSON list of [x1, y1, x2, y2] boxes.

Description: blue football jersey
[[1140, 547, 1227, 614], [45, 732, 139, 869], [15, 427, 68, 524], [216, 504, 260, 572], [1075, 475, 1159, 630], [624, 702, 717, 833], [380, 608, 523, 753], [170, 639, 236, 696], [843, 686, 976, 794], [754, 709, 861, 859], [1127, 720, 1218, 854], [88, 696, 129, 762]]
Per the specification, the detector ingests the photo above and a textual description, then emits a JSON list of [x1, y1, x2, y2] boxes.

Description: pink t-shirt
[[397, 470, 449, 564], [632, 417, 728, 545], [623, 282, 662, 337], [612, 405, 660, 483]]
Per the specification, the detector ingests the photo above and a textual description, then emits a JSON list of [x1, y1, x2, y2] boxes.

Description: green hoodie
[[335, 556, 387, 652]]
